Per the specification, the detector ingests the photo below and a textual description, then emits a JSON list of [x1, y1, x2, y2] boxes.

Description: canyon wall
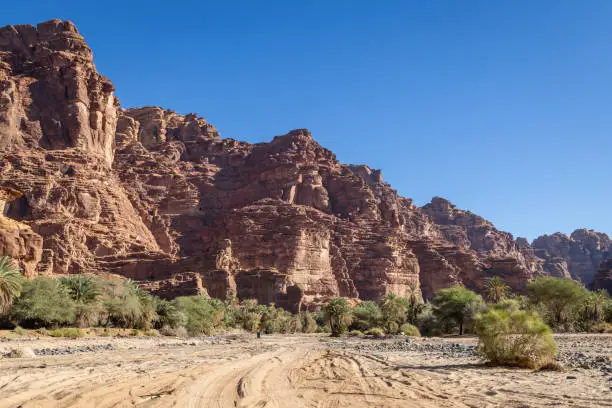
[[0, 19, 609, 310]]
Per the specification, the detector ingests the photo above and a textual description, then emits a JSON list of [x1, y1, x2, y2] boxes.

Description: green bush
[[324, 298, 353, 337], [99, 279, 157, 329], [380, 294, 409, 332], [172, 296, 222, 336], [155, 299, 187, 329], [415, 303, 441, 336], [48, 328, 84, 339], [399, 323, 421, 337], [433, 286, 484, 335], [299, 312, 318, 333], [351, 301, 382, 331], [365, 327, 385, 338], [14, 325, 26, 336], [10, 278, 76, 328], [348, 329, 363, 337], [475, 308, 557, 369]]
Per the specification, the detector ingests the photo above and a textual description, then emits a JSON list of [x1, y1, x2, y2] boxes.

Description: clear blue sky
[[3, 1, 611, 241]]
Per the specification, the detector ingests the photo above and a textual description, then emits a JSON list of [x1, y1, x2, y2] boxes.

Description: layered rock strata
[[0, 19, 607, 310]]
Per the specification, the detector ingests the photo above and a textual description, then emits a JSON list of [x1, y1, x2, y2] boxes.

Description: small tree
[[10, 277, 76, 328], [583, 289, 609, 323], [433, 286, 483, 335], [527, 277, 589, 328], [0, 256, 23, 315], [59, 275, 100, 303], [484, 276, 510, 303], [324, 298, 352, 337]]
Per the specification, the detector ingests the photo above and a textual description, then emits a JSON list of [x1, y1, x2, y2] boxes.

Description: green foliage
[[59, 275, 100, 303], [484, 276, 510, 303], [380, 294, 409, 333], [527, 277, 589, 329], [365, 327, 385, 338], [172, 295, 223, 336], [324, 298, 353, 337], [351, 301, 382, 331], [99, 279, 157, 329], [414, 303, 440, 336], [13, 325, 26, 336], [432, 286, 484, 335], [475, 308, 557, 369], [299, 312, 318, 333], [399, 323, 421, 337], [0, 256, 23, 315], [155, 298, 187, 329], [48, 328, 84, 339], [348, 329, 363, 337], [10, 277, 76, 328], [582, 289, 609, 323]]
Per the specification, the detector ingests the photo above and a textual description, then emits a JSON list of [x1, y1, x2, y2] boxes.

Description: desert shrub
[[99, 279, 158, 329], [433, 286, 484, 335], [159, 325, 188, 337], [475, 308, 557, 369], [48, 328, 84, 339], [14, 325, 26, 336], [324, 298, 353, 337], [365, 327, 385, 338], [37, 327, 49, 336], [415, 303, 440, 336], [316, 324, 331, 333], [260, 304, 297, 334], [100, 327, 111, 337], [10, 277, 76, 328], [155, 299, 187, 329], [74, 302, 103, 328], [172, 296, 222, 336], [243, 311, 261, 332], [399, 323, 421, 337], [527, 277, 589, 329], [130, 329, 140, 336], [387, 321, 399, 334], [0, 256, 23, 315], [351, 301, 383, 331], [590, 322, 612, 333], [380, 294, 409, 333], [348, 329, 363, 337], [488, 298, 523, 313], [299, 312, 318, 333]]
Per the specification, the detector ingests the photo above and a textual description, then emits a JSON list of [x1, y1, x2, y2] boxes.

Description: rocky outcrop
[[532, 230, 610, 286], [593, 259, 612, 294], [0, 187, 43, 276], [0, 19, 605, 309]]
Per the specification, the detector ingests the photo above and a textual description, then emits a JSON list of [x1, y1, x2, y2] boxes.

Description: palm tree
[[585, 289, 609, 322], [0, 256, 23, 314], [324, 298, 353, 337], [484, 276, 510, 303], [59, 274, 100, 303]]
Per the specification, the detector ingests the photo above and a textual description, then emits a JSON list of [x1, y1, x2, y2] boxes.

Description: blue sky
[[3, 1, 611, 240]]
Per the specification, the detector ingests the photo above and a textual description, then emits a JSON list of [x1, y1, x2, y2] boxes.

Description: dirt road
[[0, 335, 610, 408]]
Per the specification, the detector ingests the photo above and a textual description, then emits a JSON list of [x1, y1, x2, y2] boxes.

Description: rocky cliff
[[0, 19, 608, 309], [532, 230, 610, 287]]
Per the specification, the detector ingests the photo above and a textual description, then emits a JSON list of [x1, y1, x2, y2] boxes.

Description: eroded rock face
[[593, 259, 612, 294], [0, 19, 605, 309], [532, 230, 610, 286]]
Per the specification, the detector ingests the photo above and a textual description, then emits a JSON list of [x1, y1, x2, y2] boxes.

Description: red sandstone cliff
[[0, 19, 607, 308]]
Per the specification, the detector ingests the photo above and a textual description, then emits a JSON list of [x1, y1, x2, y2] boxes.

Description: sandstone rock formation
[[532, 230, 610, 286], [0, 19, 607, 309], [593, 259, 612, 294]]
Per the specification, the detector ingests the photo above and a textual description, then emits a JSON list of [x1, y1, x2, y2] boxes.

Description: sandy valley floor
[[0, 334, 610, 408]]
